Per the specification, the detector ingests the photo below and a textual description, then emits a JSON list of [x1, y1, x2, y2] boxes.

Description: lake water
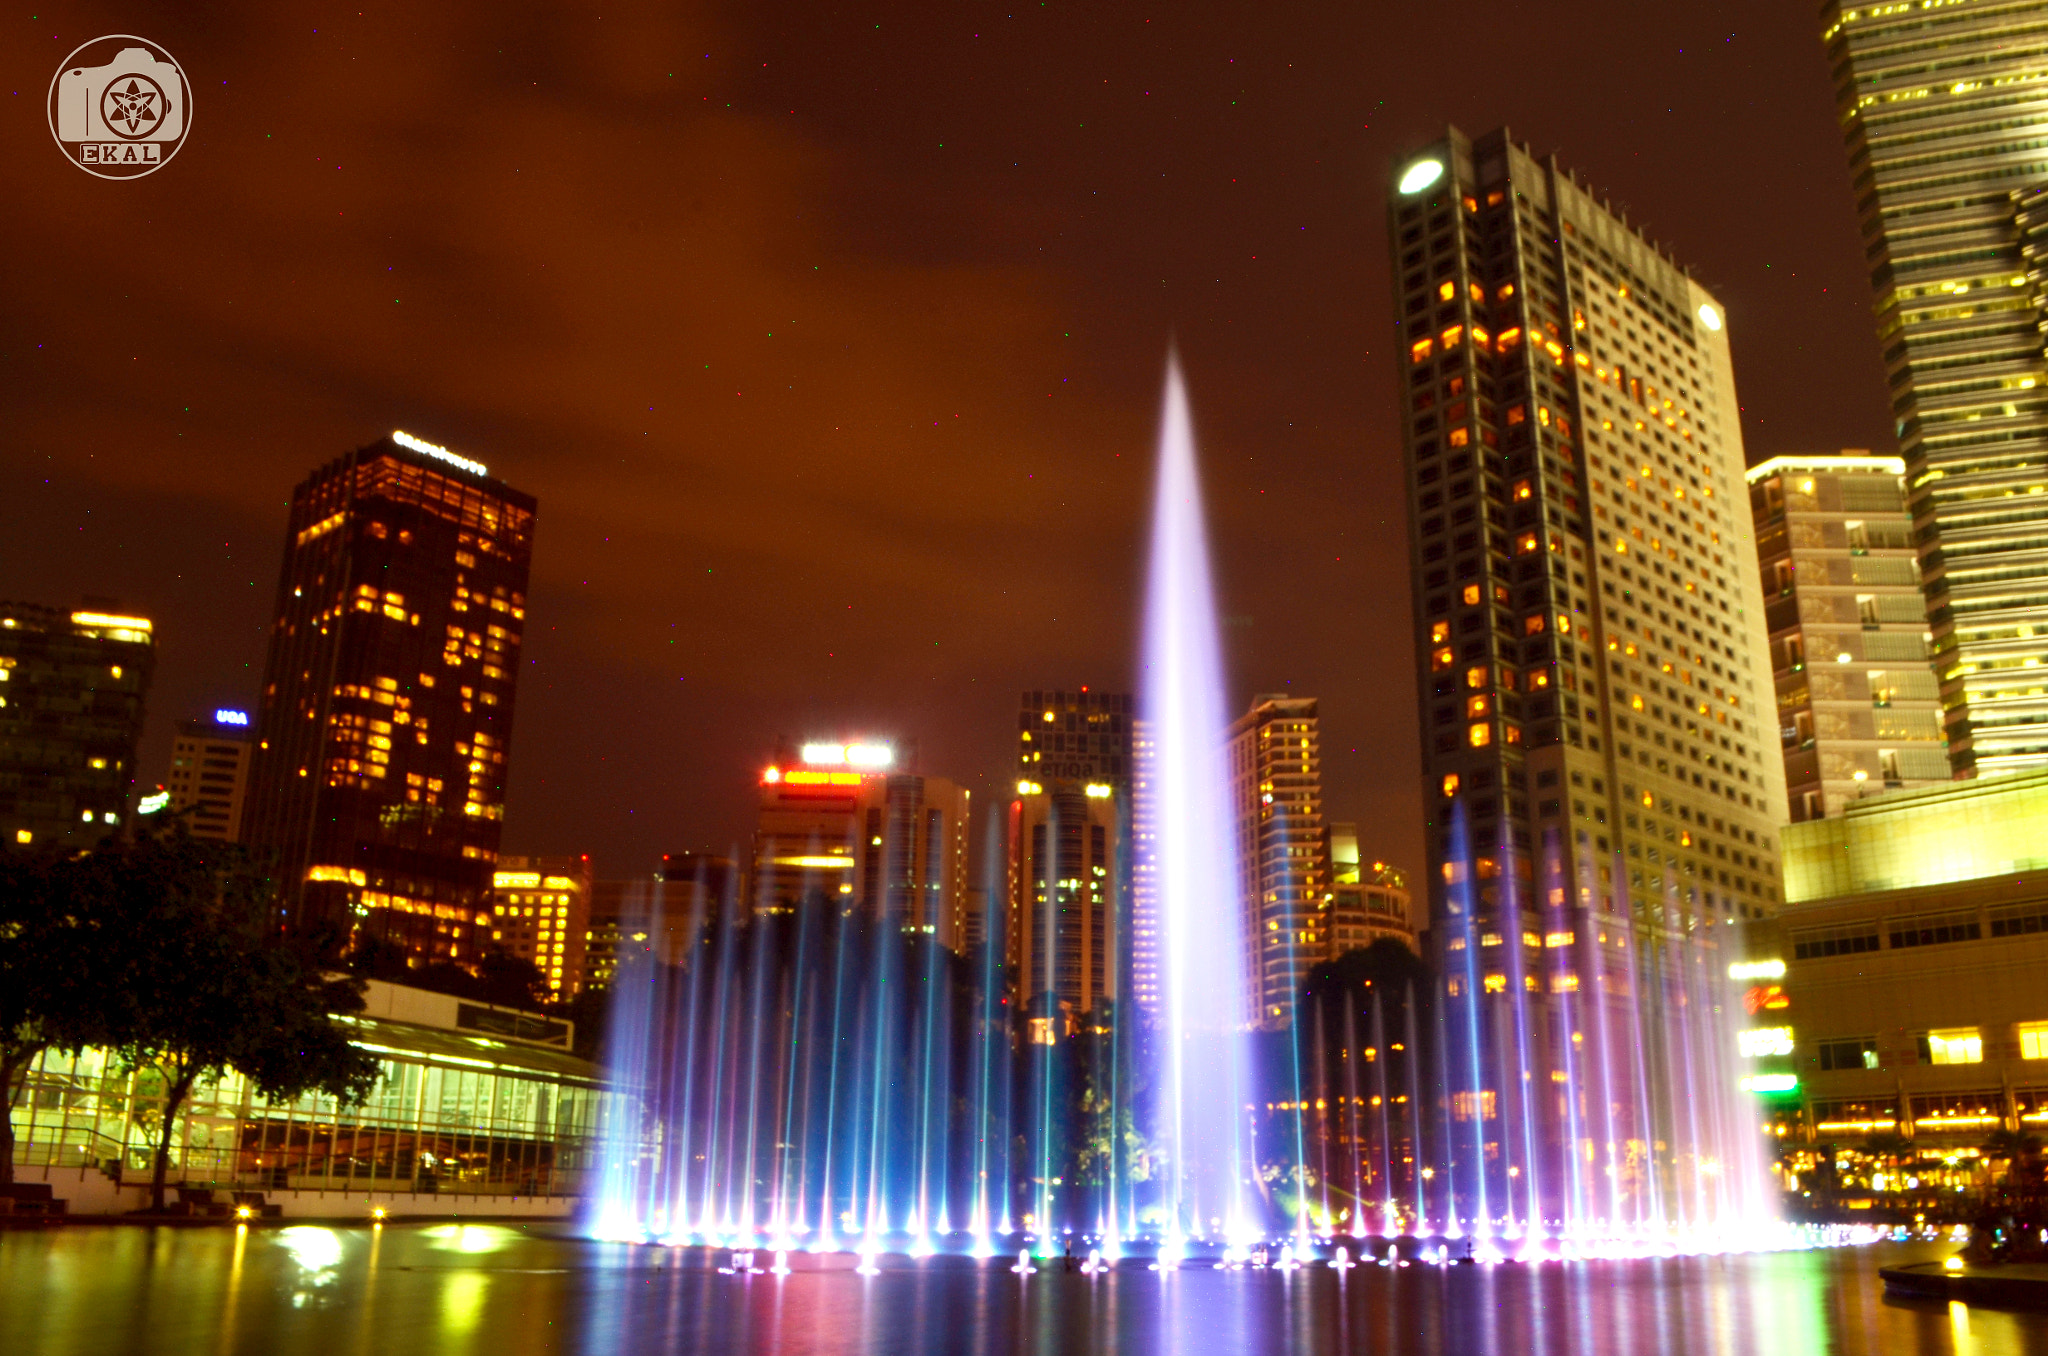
[[5, 1224, 2041, 1355]]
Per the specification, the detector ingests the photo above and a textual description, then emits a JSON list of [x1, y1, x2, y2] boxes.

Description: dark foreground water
[[5, 1224, 2044, 1355]]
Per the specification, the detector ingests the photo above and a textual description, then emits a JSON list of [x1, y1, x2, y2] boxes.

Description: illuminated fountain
[[1140, 354, 1257, 1260], [584, 354, 1798, 1264]]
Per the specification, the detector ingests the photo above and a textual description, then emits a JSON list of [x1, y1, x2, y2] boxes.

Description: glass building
[[7, 981, 614, 1212], [1820, 2, 2048, 775], [1748, 452, 1952, 819], [241, 432, 536, 964]]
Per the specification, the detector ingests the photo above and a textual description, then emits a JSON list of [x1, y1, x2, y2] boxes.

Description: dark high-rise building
[[0, 603, 155, 849], [163, 709, 255, 842], [1820, 4, 2048, 775], [243, 431, 536, 964], [1013, 688, 1136, 1022], [1390, 125, 1786, 929]]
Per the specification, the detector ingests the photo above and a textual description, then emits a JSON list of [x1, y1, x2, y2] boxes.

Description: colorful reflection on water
[[4, 1224, 2041, 1356]]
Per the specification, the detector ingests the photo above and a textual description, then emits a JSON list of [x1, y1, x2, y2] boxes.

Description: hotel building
[[1392, 126, 1786, 938], [242, 432, 536, 965], [0, 603, 155, 850], [163, 710, 256, 842], [1228, 695, 1331, 1027], [1820, 3, 2048, 775], [1748, 452, 1951, 820]]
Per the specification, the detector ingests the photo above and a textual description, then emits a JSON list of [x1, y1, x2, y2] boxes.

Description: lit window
[[1466, 666, 1488, 689], [1442, 774, 1460, 797], [1438, 280, 1455, 302], [1462, 584, 1481, 606], [1411, 338, 1434, 363], [1513, 479, 1532, 499], [2020, 1022, 2048, 1060], [1466, 695, 1490, 719], [1430, 621, 1450, 644], [1468, 723, 1491, 747], [1922, 1029, 1983, 1065], [1483, 974, 1507, 993], [1448, 428, 1470, 448], [1432, 648, 1454, 671]]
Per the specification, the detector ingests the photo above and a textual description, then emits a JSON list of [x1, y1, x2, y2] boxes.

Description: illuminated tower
[[1227, 695, 1330, 1028], [1820, 4, 2048, 775], [1392, 127, 1785, 935], [243, 432, 536, 964]]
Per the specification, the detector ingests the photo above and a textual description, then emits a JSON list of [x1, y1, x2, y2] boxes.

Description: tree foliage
[[3, 829, 381, 1208]]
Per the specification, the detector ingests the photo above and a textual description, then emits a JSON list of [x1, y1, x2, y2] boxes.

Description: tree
[[0, 847, 130, 1187], [95, 831, 382, 1211]]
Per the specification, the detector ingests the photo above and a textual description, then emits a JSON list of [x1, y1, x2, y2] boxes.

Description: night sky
[[4, 1, 1892, 884]]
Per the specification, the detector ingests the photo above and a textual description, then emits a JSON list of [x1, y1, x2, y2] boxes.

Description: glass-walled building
[[7, 980, 615, 1215]]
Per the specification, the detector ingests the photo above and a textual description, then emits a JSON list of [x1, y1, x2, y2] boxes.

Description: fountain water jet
[[1141, 353, 1257, 1259]]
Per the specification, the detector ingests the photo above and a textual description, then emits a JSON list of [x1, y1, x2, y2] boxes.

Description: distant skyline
[[3, 1, 1895, 881]]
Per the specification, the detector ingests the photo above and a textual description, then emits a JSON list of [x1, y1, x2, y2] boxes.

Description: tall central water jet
[[1142, 354, 1255, 1257]]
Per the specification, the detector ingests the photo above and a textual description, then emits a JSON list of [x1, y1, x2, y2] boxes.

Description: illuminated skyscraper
[[1391, 126, 1786, 933], [164, 709, 256, 842], [243, 432, 536, 964], [1820, 5, 2048, 774], [0, 602, 154, 849], [1747, 452, 1951, 819], [1228, 695, 1330, 1028]]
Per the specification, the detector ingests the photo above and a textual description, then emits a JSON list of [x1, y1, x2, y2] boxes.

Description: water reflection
[[3, 1227, 2046, 1356]]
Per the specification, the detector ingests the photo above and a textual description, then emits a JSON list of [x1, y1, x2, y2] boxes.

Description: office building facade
[[490, 855, 592, 997], [1228, 695, 1331, 1027], [242, 432, 536, 965], [1007, 781, 1122, 1030], [163, 710, 256, 842], [1820, 3, 2048, 775], [1770, 772, 2048, 1193], [0, 603, 154, 849], [1014, 688, 1136, 1019], [1748, 453, 1951, 820]]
